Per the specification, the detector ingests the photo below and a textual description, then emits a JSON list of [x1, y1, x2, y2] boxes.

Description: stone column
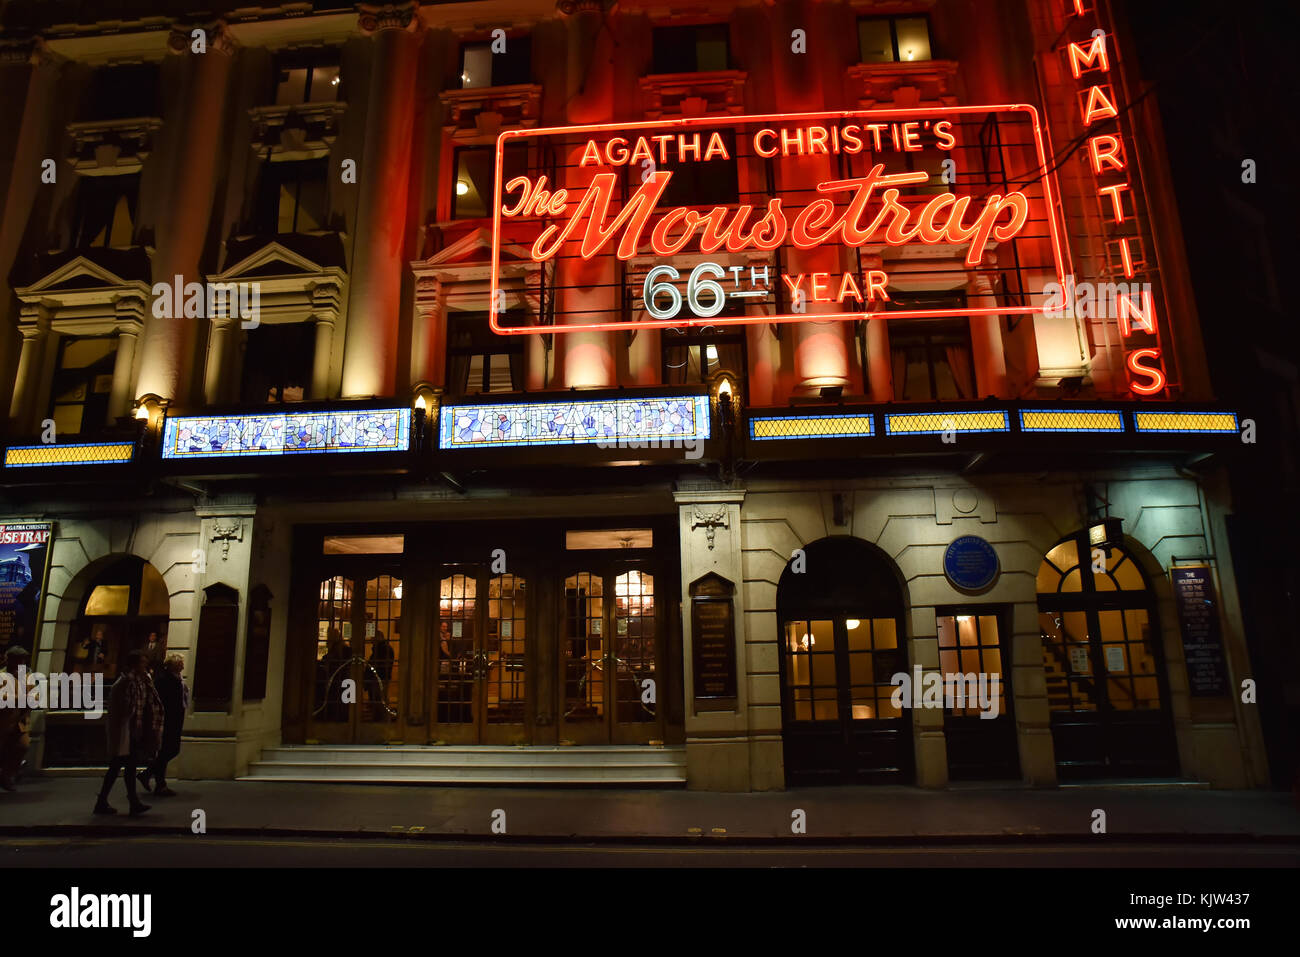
[[675, 488, 751, 791], [966, 266, 1010, 399], [136, 22, 235, 405], [340, 4, 420, 398], [0, 39, 60, 414], [311, 318, 335, 399], [203, 316, 234, 406], [861, 255, 894, 402], [553, 2, 616, 389], [9, 311, 49, 431], [108, 320, 143, 421], [410, 278, 445, 392]]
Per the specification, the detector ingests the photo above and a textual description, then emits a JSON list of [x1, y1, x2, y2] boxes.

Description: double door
[[302, 561, 665, 746], [310, 569, 404, 743], [434, 563, 663, 745], [779, 614, 912, 784]]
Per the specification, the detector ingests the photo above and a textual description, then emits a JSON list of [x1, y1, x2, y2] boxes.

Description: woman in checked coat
[[94, 649, 164, 816]]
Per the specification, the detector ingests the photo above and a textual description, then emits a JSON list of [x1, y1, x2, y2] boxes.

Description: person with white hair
[[139, 653, 188, 797]]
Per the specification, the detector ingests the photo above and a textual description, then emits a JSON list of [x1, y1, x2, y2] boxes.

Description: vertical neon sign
[[1065, 0, 1167, 396]]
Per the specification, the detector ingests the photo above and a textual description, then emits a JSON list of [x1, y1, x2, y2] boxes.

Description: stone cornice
[[356, 2, 420, 36]]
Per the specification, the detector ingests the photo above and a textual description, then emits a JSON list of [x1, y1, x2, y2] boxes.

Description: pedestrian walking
[[139, 654, 188, 797], [93, 650, 163, 816]]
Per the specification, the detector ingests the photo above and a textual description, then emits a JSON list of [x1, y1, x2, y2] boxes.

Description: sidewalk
[[2, 776, 1298, 842]]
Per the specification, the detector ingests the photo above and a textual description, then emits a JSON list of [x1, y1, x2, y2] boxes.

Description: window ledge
[[439, 84, 542, 139], [249, 101, 347, 160], [640, 70, 748, 119], [845, 60, 961, 109], [65, 116, 163, 175]]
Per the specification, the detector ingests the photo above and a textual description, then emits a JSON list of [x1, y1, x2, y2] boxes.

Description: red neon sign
[[488, 105, 1066, 336]]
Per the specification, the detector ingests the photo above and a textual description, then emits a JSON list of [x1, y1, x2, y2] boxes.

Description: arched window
[[1036, 533, 1177, 779], [65, 556, 169, 681]]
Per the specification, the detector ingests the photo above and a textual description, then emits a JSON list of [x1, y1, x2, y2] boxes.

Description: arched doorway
[[1036, 533, 1178, 780], [777, 537, 912, 785], [64, 555, 170, 681], [44, 555, 170, 767]]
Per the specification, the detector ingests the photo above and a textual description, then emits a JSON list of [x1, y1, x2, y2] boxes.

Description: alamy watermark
[[152, 274, 261, 328], [0, 666, 104, 718], [595, 435, 703, 460], [1041, 274, 1153, 321], [890, 666, 1001, 718]]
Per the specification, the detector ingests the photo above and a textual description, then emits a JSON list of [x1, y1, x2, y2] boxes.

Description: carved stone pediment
[[249, 101, 347, 160], [845, 60, 961, 109], [640, 70, 747, 119], [66, 116, 163, 175], [440, 84, 542, 140]]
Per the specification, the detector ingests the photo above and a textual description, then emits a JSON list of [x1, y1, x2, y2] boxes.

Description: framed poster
[[0, 522, 53, 656]]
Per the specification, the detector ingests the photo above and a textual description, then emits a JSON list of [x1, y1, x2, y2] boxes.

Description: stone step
[[240, 745, 687, 784], [256, 746, 685, 767]]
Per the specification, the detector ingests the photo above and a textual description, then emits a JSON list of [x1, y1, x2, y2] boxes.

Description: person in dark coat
[[94, 650, 162, 816], [139, 654, 188, 797]]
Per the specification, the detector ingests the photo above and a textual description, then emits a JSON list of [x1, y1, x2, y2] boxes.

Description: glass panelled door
[[311, 572, 404, 743], [432, 568, 529, 744], [560, 567, 662, 744], [781, 615, 911, 783]]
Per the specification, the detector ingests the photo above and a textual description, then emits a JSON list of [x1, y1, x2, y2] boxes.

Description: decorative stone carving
[[691, 505, 729, 551], [66, 117, 163, 175], [640, 71, 748, 120], [248, 102, 346, 159], [210, 519, 244, 561], [357, 2, 419, 35]]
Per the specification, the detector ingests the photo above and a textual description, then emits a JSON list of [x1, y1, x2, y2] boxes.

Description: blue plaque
[[944, 536, 999, 592]]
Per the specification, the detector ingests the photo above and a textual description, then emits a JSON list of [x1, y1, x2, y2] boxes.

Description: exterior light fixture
[[846, 619, 861, 630], [456, 180, 470, 196]]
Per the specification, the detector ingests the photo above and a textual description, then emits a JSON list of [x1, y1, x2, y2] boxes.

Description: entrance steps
[[240, 745, 687, 786]]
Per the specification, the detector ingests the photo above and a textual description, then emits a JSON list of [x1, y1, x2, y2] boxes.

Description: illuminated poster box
[[489, 105, 1066, 335]]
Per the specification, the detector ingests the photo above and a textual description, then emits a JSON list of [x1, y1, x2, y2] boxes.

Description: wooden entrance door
[[430, 567, 529, 744], [309, 570, 405, 743], [558, 565, 663, 745]]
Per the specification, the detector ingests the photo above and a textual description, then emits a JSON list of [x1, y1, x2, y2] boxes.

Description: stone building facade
[[0, 0, 1266, 790]]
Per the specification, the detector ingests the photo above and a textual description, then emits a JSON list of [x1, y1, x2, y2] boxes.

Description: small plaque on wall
[[1171, 565, 1229, 696], [690, 574, 738, 713]]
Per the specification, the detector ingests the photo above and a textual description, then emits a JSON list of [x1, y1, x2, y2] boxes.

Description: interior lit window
[[72, 174, 139, 249], [858, 16, 933, 63], [452, 146, 528, 219], [253, 157, 329, 235], [936, 612, 1006, 716], [322, 535, 405, 555], [459, 35, 532, 89], [240, 323, 314, 404], [661, 323, 746, 385], [446, 312, 524, 395], [273, 50, 341, 104], [565, 529, 654, 550], [49, 335, 117, 435]]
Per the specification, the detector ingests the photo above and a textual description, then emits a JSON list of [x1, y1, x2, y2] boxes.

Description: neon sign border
[[488, 103, 1068, 336]]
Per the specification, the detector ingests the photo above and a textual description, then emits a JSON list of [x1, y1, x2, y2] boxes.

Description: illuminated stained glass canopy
[[161, 408, 410, 459], [439, 395, 711, 450]]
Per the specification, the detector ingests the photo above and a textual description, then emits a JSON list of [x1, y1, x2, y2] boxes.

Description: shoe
[[154, 787, 177, 797], [137, 770, 152, 792], [93, 799, 117, 815], [128, 802, 151, 817]]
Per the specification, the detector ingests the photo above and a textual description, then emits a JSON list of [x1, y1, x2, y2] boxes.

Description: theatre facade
[[0, 0, 1268, 790]]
